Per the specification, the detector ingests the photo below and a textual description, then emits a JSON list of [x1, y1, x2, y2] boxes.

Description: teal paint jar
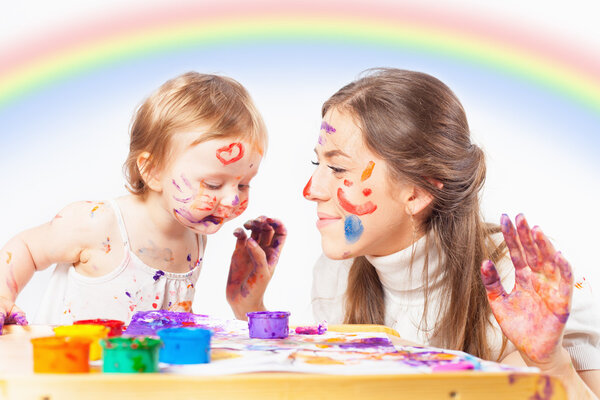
[[100, 336, 162, 373]]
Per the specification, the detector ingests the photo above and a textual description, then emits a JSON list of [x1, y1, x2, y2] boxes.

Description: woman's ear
[[403, 184, 435, 216], [136, 152, 162, 192]]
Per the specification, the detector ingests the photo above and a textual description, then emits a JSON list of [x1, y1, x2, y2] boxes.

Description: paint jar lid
[[101, 336, 162, 350], [247, 311, 291, 319], [157, 327, 212, 341], [31, 335, 92, 349], [54, 324, 109, 337]]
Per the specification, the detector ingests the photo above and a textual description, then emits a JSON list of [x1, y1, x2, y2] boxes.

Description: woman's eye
[[328, 165, 346, 174]]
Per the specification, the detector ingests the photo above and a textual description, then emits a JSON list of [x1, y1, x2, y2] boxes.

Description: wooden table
[[0, 325, 566, 400]]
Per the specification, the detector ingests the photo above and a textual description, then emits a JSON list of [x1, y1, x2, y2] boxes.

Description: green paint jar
[[100, 336, 162, 373]]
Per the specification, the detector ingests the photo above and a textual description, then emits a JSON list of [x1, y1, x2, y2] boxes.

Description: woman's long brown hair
[[324, 68, 506, 360]]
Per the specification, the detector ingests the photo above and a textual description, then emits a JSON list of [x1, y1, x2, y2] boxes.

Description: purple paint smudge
[[181, 174, 193, 189], [187, 254, 192, 262], [320, 121, 336, 134], [338, 337, 394, 349], [318, 135, 326, 145], [295, 321, 327, 335], [174, 209, 223, 225], [125, 291, 131, 298], [153, 270, 165, 281], [173, 196, 193, 203], [172, 179, 182, 192], [232, 195, 240, 206]]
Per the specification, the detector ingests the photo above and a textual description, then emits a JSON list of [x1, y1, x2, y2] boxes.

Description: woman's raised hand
[[226, 216, 287, 320], [481, 213, 573, 364]]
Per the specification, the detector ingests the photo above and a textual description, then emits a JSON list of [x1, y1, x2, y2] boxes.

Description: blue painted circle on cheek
[[344, 215, 364, 243]]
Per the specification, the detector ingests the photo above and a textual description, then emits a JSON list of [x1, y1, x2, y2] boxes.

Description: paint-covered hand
[[226, 216, 287, 320], [481, 214, 573, 365], [0, 296, 28, 335]]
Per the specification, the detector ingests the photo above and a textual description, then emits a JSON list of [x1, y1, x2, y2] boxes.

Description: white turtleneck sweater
[[311, 234, 600, 370]]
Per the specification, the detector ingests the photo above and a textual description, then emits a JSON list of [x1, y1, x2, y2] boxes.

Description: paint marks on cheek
[[361, 161, 375, 181], [320, 121, 336, 134], [232, 199, 249, 217], [303, 177, 313, 199], [232, 195, 240, 206], [343, 179, 353, 187], [337, 188, 377, 215], [173, 195, 193, 203], [362, 188, 372, 196], [102, 237, 111, 254], [181, 174, 193, 190], [172, 179, 183, 192], [344, 216, 364, 244], [216, 142, 245, 165]]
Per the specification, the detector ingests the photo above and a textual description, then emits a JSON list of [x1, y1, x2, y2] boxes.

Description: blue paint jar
[[247, 311, 291, 339], [157, 327, 213, 364]]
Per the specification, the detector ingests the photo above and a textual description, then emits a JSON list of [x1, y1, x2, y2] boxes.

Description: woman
[[227, 68, 600, 398]]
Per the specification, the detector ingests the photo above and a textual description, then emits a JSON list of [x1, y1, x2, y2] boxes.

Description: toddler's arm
[[0, 201, 103, 333]]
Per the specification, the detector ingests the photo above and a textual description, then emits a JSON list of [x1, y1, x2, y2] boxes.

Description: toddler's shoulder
[[51, 200, 117, 237]]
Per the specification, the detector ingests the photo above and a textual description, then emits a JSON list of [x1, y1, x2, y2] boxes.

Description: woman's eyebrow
[[314, 148, 351, 159]]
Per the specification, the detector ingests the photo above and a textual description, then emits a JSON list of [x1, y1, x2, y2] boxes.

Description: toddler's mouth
[[200, 215, 223, 225]]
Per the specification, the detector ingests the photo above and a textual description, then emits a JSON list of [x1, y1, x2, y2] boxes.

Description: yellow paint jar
[[31, 336, 91, 373], [54, 324, 109, 361]]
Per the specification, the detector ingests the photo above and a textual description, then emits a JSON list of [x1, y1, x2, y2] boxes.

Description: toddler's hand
[[226, 216, 287, 320], [481, 214, 572, 366], [0, 296, 28, 335]]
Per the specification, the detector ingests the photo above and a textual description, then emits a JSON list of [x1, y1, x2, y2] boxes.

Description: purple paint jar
[[247, 311, 291, 339]]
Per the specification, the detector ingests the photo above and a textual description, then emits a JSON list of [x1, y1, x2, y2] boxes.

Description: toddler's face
[[161, 134, 262, 235]]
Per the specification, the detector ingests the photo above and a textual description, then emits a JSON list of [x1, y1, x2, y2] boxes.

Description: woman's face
[[304, 108, 415, 259]]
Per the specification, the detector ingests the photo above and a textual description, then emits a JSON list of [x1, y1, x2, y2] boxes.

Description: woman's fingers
[[501, 214, 531, 288], [481, 260, 507, 302], [515, 214, 542, 273]]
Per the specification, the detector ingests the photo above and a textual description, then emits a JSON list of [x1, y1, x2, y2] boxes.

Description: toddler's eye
[[311, 160, 319, 166], [238, 184, 250, 191], [202, 181, 221, 190]]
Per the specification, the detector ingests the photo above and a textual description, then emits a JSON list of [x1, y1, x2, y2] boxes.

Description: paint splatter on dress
[[34, 199, 204, 325]]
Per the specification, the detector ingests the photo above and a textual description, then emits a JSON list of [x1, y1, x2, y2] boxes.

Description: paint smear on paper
[[320, 121, 336, 134], [216, 142, 245, 165], [361, 161, 375, 181], [337, 188, 377, 215], [303, 177, 312, 198], [344, 215, 364, 243]]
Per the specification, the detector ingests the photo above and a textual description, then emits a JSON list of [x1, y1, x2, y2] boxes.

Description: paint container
[[53, 324, 109, 361], [74, 319, 125, 337], [157, 327, 213, 364], [31, 336, 91, 373], [247, 311, 291, 339], [100, 336, 162, 373]]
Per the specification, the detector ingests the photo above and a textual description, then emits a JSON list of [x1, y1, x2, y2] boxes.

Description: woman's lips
[[316, 213, 341, 229]]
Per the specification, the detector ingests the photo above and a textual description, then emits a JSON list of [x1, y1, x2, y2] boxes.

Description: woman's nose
[[303, 172, 329, 202]]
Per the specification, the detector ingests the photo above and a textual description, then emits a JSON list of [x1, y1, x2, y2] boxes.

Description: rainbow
[[1, 1, 599, 113]]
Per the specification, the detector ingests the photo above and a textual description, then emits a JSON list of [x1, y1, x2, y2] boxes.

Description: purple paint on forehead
[[153, 270, 165, 281], [173, 196, 193, 203], [232, 195, 240, 206], [320, 121, 336, 134], [172, 179, 182, 192], [181, 174, 193, 189]]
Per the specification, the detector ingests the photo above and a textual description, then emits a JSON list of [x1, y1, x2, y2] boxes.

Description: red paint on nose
[[303, 177, 312, 198]]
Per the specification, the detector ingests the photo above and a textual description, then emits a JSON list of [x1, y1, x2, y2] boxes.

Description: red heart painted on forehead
[[216, 142, 245, 165]]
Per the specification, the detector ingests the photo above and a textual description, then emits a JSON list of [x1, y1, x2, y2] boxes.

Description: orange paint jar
[[31, 336, 91, 373]]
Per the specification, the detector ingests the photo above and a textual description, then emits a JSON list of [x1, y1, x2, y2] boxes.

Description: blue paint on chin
[[344, 215, 364, 243]]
